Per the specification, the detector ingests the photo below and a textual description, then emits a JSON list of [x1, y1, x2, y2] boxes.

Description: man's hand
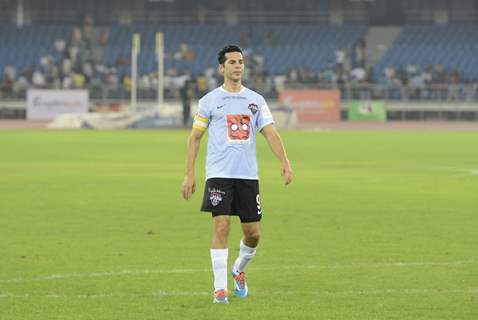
[[281, 160, 293, 186], [182, 174, 196, 200]]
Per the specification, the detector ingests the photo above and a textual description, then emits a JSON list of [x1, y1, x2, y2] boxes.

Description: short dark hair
[[217, 44, 243, 65]]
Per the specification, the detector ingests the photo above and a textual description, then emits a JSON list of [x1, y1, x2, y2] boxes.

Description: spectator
[[196, 73, 208, 97], [72, 72, 86, 89], [351, 66, 366, 83], [32, 70, 46, 88], [448, 70, 461, 101], [13, 72, 29, 98], [335, 47, 346, 72], [179, 80, 193, 127]]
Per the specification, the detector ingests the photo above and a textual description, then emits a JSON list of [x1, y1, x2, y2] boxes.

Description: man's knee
[[247, 230, 261, 241], [242, 221, 261, 244], [214, 216, 230, 237], [244, 229, 261, 246]]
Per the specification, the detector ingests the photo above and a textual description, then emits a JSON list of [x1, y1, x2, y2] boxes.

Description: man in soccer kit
[[182, 45, 292, 304]]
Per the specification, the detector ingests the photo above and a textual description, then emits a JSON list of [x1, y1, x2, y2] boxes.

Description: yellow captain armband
[[193, 114, 209, 131]]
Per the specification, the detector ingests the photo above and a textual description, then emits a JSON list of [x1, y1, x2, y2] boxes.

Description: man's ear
[[218, 64, 224, 75]]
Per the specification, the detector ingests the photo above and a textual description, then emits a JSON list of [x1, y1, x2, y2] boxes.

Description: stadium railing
[[329, 83, 478, 102], [404, 9, 434, 24], [1, 83, 477, 103], [405, 9, 478, 24], [24, 9, 365, 25]]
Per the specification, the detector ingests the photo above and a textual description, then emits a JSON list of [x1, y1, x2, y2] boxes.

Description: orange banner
[[279, 90, 341, 122]]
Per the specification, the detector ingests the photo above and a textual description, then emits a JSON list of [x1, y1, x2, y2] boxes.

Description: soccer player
[[181, 45, 292, 304]]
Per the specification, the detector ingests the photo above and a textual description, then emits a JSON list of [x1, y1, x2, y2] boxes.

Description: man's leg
[[211, 215, 230, 303], [231, 221, 260, 298], [212, 215, 230, 249], [233, 221, 260, 273]]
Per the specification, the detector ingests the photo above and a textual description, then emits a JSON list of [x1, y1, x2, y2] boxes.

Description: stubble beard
[[226, 73, 242, 83]]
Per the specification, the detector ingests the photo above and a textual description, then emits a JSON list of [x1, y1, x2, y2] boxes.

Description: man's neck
[[222, 81, 242, 93]]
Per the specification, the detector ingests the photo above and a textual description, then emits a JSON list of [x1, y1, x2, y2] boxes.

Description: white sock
[[210, 248, 228, 291], [232, 240, 256, 274]]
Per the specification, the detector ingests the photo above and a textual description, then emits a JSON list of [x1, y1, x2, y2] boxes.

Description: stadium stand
[[1, 0, 478, 103], [0, 25, 70, 71], [0, 22, 366, 99], [1, 24, 366, 76], [376, 24, 478, 82]]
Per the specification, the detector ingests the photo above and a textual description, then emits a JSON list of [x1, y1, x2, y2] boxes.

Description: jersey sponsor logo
[[208, 188, 225, 206], [222, 96, 247, 100], [217, 104, 225, 109], [248, 103, 258, 115], [227, 114, 251, 142]]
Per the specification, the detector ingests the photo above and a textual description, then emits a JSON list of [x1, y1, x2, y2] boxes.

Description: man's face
[[220, 52, 244, 82]]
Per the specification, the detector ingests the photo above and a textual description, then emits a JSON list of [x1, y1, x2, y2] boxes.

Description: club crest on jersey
[[208, 188, 225, 206], [248, 103, 258, 115]]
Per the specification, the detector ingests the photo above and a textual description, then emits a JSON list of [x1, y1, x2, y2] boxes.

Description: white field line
[[429, 166, 478, 176], [0, 258, 475, 284], [0, 288, 477, 299], [0, 268, 211, 284]]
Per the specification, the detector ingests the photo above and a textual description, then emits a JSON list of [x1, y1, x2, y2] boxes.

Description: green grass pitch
[[0, 129, 477, 319]]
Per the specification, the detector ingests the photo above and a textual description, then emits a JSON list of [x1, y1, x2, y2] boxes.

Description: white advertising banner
[[27, 90, 89, 120]]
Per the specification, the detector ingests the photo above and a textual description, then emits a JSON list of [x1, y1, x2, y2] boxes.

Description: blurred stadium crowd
[[1, 0, 478, 102]]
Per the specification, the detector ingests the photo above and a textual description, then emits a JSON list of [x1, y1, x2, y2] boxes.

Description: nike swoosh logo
[[217, 105, 225, 109]]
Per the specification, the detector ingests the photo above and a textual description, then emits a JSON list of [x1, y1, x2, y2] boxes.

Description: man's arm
[[261, 124, 292, 185], [182, 128, 206, 200]]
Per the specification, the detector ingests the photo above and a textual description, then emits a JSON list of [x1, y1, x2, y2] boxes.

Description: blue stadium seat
[[376, 24, 478, 81], [1, 23, 366, 78]]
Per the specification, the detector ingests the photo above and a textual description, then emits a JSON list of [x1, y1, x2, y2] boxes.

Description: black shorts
[[201, 178, 262, 223]]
